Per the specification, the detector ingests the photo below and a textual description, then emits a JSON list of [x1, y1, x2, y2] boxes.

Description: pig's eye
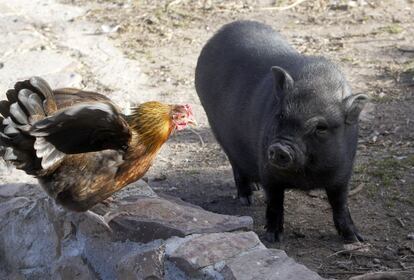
[[277, 113, 286, 120], [315, 123, 328, 136]]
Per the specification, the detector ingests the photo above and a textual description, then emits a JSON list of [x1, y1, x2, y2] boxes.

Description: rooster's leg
[[85, 210, 126, 232], [100, 196, 114, 207]]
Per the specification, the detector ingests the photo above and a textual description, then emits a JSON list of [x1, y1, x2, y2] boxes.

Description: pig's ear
[[343, 93, 369, 124], [271, 66, 294, 94]]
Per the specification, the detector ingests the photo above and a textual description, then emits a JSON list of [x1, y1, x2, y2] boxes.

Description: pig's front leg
[[326, 186, 364, 243], [264, 186, 285, 243], [231, 164, 255, 206]]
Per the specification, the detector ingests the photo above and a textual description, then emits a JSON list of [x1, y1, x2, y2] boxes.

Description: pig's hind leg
[[230, 163, 255, 206], [326, 186, 364, 243]]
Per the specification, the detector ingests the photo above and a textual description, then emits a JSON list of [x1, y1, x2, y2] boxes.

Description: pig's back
[[195, 21, 298, 174], [196, 21, 297, 102]]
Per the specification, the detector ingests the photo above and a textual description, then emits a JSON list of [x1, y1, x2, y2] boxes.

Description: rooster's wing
[[53, 88, 112, 108], [30, 101, 131, 155]]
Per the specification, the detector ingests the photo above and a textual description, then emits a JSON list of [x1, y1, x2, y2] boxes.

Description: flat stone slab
[[0, 196, 31, 216], [0, 197, 65, 279], [167, 231, 265, 276], [221, 249, 326, 280], [112, 180, 159, 200], [83, 238, 164, 280], [94, 193, 253, 243], [0, 183, 34, 198], [52, 256, 96, 280], [116, 242, 165, 280]]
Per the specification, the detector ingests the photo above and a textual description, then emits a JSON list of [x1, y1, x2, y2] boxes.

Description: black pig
[[195, 21, 368, 243]]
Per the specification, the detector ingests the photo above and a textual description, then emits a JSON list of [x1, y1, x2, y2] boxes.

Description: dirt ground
[[64, 0, 413, 278]]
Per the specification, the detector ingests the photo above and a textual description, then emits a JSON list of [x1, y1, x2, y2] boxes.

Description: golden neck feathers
[[127, 101, 174, 151]]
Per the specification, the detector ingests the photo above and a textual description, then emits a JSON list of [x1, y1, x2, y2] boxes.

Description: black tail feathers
[[0, 77, 57, 174]]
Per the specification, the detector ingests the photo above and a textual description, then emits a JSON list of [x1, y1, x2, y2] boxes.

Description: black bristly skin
[[195, 21, 368, 243]]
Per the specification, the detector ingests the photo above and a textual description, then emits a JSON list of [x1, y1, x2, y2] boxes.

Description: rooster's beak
[[187, 117, 198, 127]]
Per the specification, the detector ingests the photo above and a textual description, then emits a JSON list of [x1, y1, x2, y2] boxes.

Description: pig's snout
[[268, 143, 295, 169]]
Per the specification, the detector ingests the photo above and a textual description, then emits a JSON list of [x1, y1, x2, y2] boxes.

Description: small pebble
[[407, 233, 414, 240], [373, 258, 381, 264]]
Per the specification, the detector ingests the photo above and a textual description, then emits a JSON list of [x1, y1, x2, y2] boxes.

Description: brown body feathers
[[0, 77, 195, 211]]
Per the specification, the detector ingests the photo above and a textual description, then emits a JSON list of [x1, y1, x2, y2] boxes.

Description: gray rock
[[0, 183, 42, 200], [0, 270, 25, 280], [82, 238, 160, 280], [95, 194, 252, 243], [164, 260, 190, 280], [0, 197, 65, 279], [0, 185, 163, 279], [52, 255, 96, 280], [113, 179, 159, 200], [0, 196, 31, 216], [116, 241, 165, 280], [0, 183, 32, 198], [220, 249, 326, 280], [167, 232, 264, 276]]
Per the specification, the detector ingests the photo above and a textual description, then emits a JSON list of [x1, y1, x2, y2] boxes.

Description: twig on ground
[[397, 46, 414, 52], [399, 261, 407, 270], [328, 243, 371, 258], [396, 217, 405, 227], [349, 183, 365, 196], [322, 271, 362, 275], [349, 38, 405, 44], [348, 271, 409, 280], [166, 0, 184, 9], [156, 155, 169, 162], [259, 0, 308, 11]]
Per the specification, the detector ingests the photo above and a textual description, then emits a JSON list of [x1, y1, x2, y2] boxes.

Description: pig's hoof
[[239, 195, 253, 206], [343, 231, 365, 243], [356, 232, 365, 242], [264, 231, 283, 243]]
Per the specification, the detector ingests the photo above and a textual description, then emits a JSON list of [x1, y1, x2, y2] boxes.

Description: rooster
[[0, 77, 196, 228]]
